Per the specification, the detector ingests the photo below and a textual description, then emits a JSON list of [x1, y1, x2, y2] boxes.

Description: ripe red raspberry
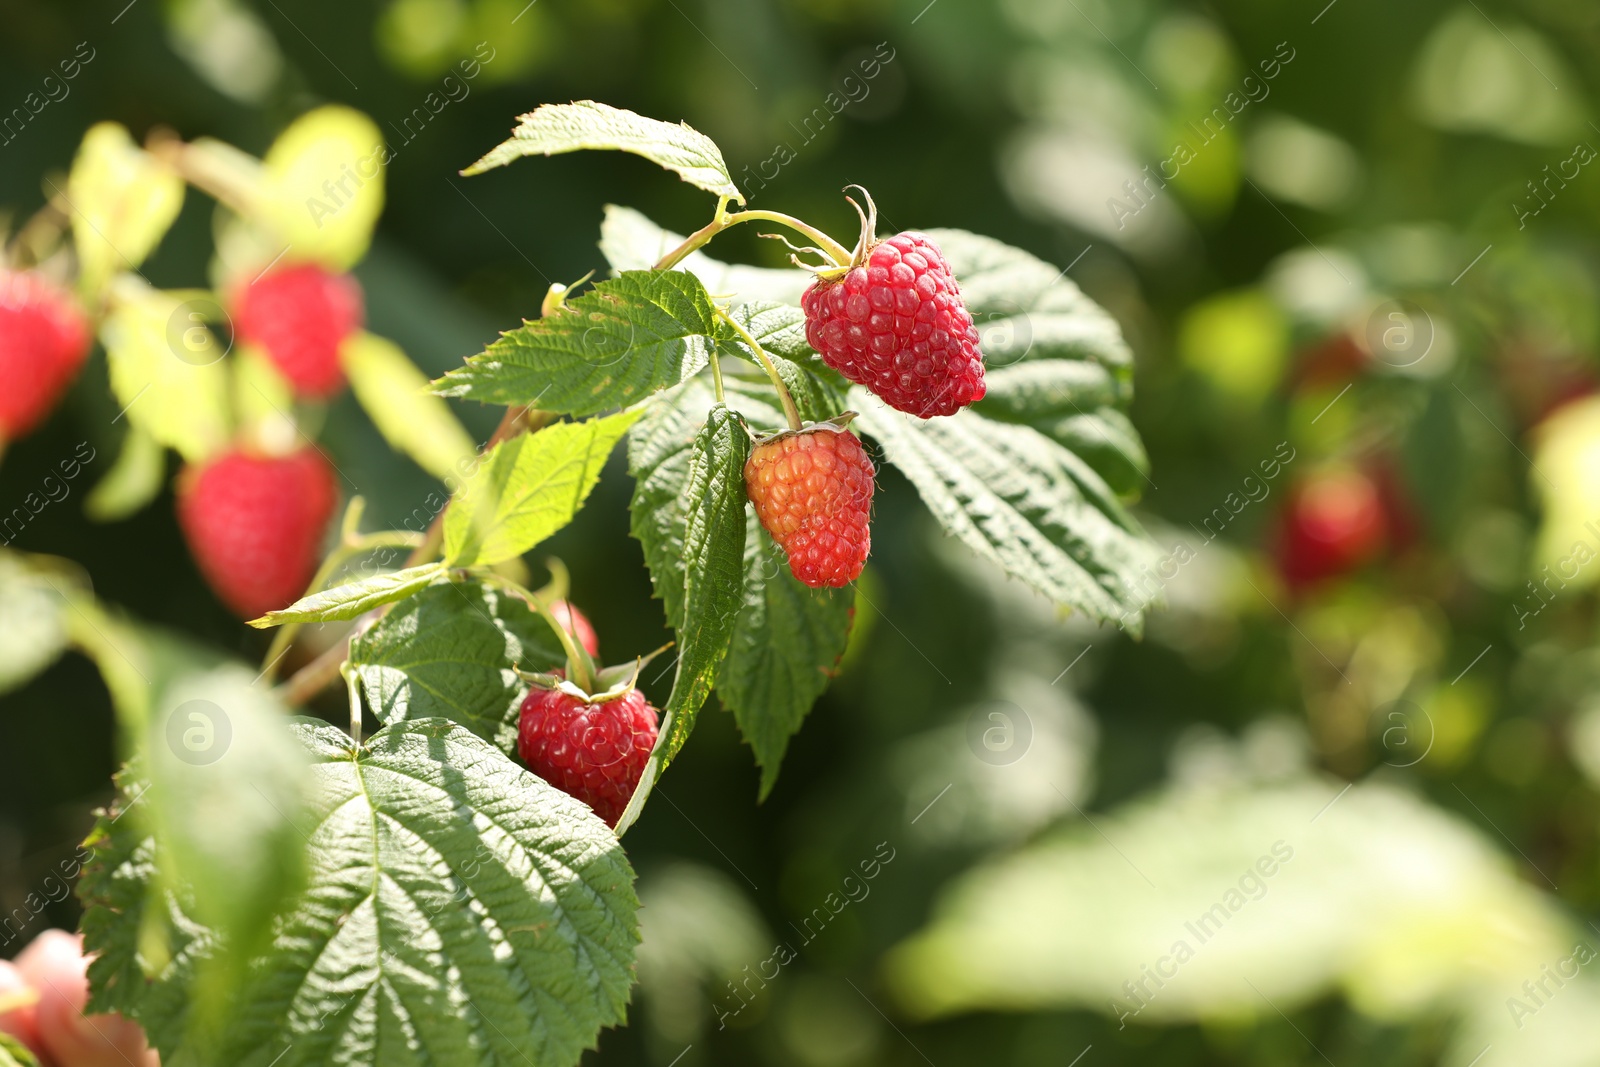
[[176, 445, 338, 619], [517, 684, 659, 827], [1277, 467, 1386, 589], [0, 270, 91, 440], [549, 600, 599, 657], [232, 264, 362, 398], [802, 232, 984, 418], [744, 424, 875, 588]]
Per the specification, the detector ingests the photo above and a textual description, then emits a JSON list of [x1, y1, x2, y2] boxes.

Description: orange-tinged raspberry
[[744, 424, 875, 588]]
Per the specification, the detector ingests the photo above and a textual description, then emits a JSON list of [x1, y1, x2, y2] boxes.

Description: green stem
[[258, 526, 424, 681], [719, 309, 802, 431], [654, 205, 852, 271], [708, 348, 727, 404], [484, 572, 598, 693]]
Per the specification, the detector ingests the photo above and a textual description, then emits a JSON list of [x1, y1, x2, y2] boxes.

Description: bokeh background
[[6, 0, 1600, 1064]]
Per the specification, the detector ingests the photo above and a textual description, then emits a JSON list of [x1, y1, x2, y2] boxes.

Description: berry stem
[[340, 661, 363, 745], [258, 511, 425, 681], [708, 347, 727, 404], [654, 203, 851, 271], [718, 309, 803, 431], [485, 572, 599, 693]]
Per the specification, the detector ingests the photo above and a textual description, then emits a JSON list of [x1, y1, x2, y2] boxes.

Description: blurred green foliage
[[5, 0, 1600, 1064]]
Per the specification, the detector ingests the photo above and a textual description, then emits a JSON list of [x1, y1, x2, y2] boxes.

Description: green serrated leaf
[[924, 228, 1131, 384], [249, 562, 445, 627], [349, 578, 564, 755], [853, 393, 1160, 633], [973, 361, 1149, 496], [435, 271, 724, 412], [342, 331, 478, 482], [84, 426, 167, 522], [627, 380, 715, 631], [617, 405, 749, 833], [464, 101, 742, 203], [720, 513, 854, 799], [626, 360, 838, 632], [0, 1032, 38, 1067], [720, 302, 851, 423], [599, 205, 807, 304], [82, 719, 639, 1067], [444, 410, 640, 568]]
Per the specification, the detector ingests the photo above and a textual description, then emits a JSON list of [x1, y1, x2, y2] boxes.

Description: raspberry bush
[[0, 101, 1157, 1066]]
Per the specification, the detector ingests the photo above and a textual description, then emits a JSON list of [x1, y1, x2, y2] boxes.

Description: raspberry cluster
[[744, 424, 875, 588], [802, 232, 985, 418]]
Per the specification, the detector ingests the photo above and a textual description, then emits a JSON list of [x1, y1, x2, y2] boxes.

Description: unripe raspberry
[[233, 264, 362, 398], [0, 270, 91, 440], [549, 600, 599, 657], [517, 684, 659, 827], [744, 423, 874, 588], [802, 232, 984, 418], [177, 445, 338, 619]]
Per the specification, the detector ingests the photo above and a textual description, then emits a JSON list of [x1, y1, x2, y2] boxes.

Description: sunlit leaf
[[444, 410, 640, 567], [464, 101, 742, 202]]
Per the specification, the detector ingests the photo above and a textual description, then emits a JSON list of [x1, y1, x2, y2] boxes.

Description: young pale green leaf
[[349, 578, 564, 755], [263, 106, 386, 271], [853, 393, 1161, 633], [464, 101, 742, 203], [101, 286, 230, 463], [68, 122, 185, 293], [0, 1033, 38, 1067], [248, 562, 445, 628], [81, 718, 640, 1067], [84, 426, 167, 522], [720, 514, 855, 799], [444, 410, 640, 568], [599, 205, 807, 304], [617, 405, 750, 833], [435, 271, 723, 411], [0, 552, 74, 696], [342, 331, 478, 482]]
